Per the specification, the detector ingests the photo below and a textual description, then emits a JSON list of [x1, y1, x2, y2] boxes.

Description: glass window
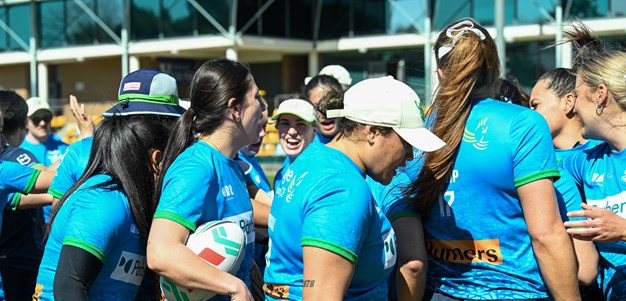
[[132, 0, 160, 40], [388, 0, 425, 34], [610, 0, 626, 16], [8, 3, 30, 51], [317, 0, 350, 39], [353, 0, 386, 35], [65, 0, 97, 46], [432, 0, 469, 30], [506, 41, 555, 91], [0, 7, 8, 51], [95, 0, 122, 44], [287, 0, 313, 39], [568, 0, 608, 19], [39, 0, 65, 48], [162, 0, 193, 37], [197, 0, 230, 35]]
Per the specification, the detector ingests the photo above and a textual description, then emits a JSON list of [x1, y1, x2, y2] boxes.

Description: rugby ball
[[160, 220, 247, 301]]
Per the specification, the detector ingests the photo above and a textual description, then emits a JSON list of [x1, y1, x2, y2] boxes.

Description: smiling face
[[316, 111, 339, 139], [530, 79, 568, 138], [276, 113, 315, 161], [365, 128, 413, 185]]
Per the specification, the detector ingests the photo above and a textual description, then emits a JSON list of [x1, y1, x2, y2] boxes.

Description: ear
[[437, 68, 444, 79], [227, 98, 241, 121], [562, 93, 576, 115], [365, 125, 379, 145], [595, 84, 610, 106], [150, 149, 163, 175]]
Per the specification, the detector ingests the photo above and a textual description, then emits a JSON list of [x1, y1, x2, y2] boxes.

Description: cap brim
[[271, 112, 316, 123], [394, 127, 445, 152], [103, 101, 186, 117]]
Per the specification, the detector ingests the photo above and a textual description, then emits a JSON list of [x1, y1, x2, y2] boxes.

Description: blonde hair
[[407, 18, 499, 219]]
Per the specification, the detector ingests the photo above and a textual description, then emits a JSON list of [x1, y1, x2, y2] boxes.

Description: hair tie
[[437, 20, 486, 59]]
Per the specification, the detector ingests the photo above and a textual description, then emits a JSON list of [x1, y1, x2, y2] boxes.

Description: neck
[[5, 133, 22, 147], [26, 132, 47, 144], [552, 122, 586, 150], [327, 137, 365, 172], [199, 129, 240, 159], [596, 109, 626, 151]]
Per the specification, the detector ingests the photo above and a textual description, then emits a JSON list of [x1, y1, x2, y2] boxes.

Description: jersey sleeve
[[61, 189, 127, 262], [48, 141, 83, 199], [510, 110, 560, 187], [367, 172, 419, 222], [301, 175, 373, 263], [154, 159, 214, 232], [0, 161, 41, 195]]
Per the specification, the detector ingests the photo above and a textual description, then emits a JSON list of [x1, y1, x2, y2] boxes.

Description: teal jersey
[[48, 137, 93, 199], [560, 142, 626, 300], [273, 157, 291, 190], [366, 171, 418, 222], [154, 141, 254, 299], [238, 152, 271, 193], [313, 132, 332, 144], [264, 143, 396, 301], [425, 98, 560, 299], [36, 174, 146, 301], [0, 160, 40, 232]]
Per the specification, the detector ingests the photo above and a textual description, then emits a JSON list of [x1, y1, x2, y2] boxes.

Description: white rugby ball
[[160, 220, 247, 301]]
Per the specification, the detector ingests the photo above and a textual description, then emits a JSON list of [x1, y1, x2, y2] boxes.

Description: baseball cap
[[271, 99, 316, 123], [26, 97, 53, 117], [304, 65, 353, 89], [103, 68, 186, 117], [326, 76, 445, 152]]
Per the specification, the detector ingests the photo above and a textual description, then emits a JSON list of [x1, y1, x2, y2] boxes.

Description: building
[[0, 0, 624, 152]]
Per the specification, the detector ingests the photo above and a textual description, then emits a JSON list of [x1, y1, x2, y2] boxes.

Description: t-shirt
[[0, 160, 41, 232], [20, 134, 69, 222], [0, 146, 44, 273], [560, 142, 626, 300], [35, 174, 147, 301], [424, 98, 560, 299], [154, 141, 254, 301], [238, 152, 271, 193], [313, 132, 332, 144], [48, 137, 93, 199], [264, 143, 396, 300]]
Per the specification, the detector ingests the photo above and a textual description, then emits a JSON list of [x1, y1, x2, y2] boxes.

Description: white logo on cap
[[123, 82, 141, 91]]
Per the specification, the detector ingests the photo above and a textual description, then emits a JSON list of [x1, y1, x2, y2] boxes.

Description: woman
[[34, 68, 183, 301], [559, 21, 626, 300], [407, 19, 580, 300], [304, 75, 343, 144], [147, 58, 263, 301], [264, 76, 444, 300]]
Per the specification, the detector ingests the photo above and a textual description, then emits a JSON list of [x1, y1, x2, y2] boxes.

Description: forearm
[[396, 259, 426, 301], [54, 245, 102, 301], [16, 193, 53, 209], [393, 217, 427, 301], [252, 198, 270, 227], [532, 232, 580, 301], [572, 239, 598, 285]]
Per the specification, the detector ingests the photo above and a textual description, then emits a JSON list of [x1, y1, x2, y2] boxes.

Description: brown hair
[[407, 18, 500, 219]]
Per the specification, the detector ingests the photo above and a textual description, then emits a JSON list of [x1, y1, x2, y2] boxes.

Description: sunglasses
[[31, 114, 52, 125]]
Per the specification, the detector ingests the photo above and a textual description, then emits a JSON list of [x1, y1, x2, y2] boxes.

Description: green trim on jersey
[[302, 237, 358, 263], [31, 163, 44, 169], [389, 211, 421, 223], [47, 187, 64, 199], [23, 169, 41, 194], [153, 210, 197, 232], [9, 193, 21, 211], [514, 169, 560, 187], [63, 237, 106, 262]]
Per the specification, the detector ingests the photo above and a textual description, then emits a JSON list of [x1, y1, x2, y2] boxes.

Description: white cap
[[304, 65, 353, 89], [26, 97, 52, 117], [326, 76, 445, 152], [271, 99, 316, 123]]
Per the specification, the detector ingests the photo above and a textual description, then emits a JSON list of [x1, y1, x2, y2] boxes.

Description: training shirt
[[366, 171, 418, 222], [424, 98, 560, 299], [35, 174, 146, 301], [560, 142, 626, 300], [0, 146, 44, 273], [264, 143, 396, 300], [154, 141, 254, 299], [313, 132, 332, 144], [48, 137, 93, 199], [273, 157, 291, 189], [238, 152, 271, 193]]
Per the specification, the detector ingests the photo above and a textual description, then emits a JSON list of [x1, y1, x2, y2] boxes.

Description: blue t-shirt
[[48, 137, 93, 199], [424, 98, 560, 299], [313, 132, 332, 144], [0, 160, 41, 234], [154, 141, 254, 300], [238, 152, 271, 193], [367, 171, 418, 222], [0, 147, 44, 273], [35, 174, 147, 301], [273, 157, 291, 190], [264, 143, 396, 300], [20, 134, 69, 222], [560, 142, 626, 300]]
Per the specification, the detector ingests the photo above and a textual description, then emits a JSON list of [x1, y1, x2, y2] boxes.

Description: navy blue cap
[[104, 68, 186, 117]]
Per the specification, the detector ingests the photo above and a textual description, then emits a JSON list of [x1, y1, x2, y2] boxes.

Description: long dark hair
[[155, 58, 252, 202], [407, 18, 499, 219], [0, 90, 28, 135], [47, 114, 177, 241]]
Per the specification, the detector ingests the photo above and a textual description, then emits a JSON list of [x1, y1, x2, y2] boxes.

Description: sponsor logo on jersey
[[130, 224, 139, 235], [263, 283, 290, 299], [110, 251, 146, 285], [462, 118, 490, 150], [16, 153, 32, 165], [588, 191, 626, 218], [286, 172, 308, 203], [47, 149, 63, 164], [221, 184, 235, 198], [382, 229, 397, 269], [426, 238, 503, 264], [591, 173, 605, 186], [223, 211, 255, 245]]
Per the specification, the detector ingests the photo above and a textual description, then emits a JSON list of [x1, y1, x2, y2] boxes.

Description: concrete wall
[[0, 64, 30, 99]]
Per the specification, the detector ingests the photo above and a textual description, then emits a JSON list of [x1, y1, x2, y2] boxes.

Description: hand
[[230, 281, 253, 301], [69, 95, 94, 139], [564, 203, 626, 242]]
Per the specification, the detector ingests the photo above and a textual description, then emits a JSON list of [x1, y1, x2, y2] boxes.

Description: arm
[[146, 218, 252, 301], [302, 246, 353, 301], [393, 216, 427, 301], [565, 203, 626, 242], [54, 245, 103, 301], [15, 193, 53, 209], [248, 185, 272, 206], [518, 178, 580, 301], [251, 197, 270, 227], [32, 170, 56, 194], [571, 238, 599, 285]]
